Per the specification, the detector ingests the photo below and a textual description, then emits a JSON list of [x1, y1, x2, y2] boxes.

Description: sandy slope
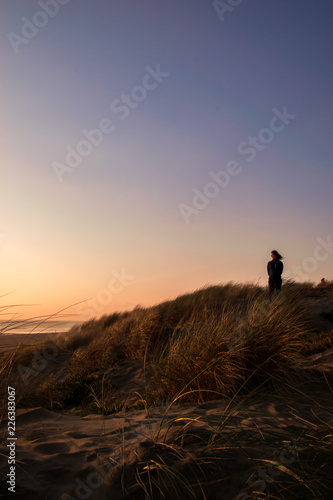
[[1, 350, 332, 500]]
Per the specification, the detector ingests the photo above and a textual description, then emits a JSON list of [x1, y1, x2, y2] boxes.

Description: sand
[[1, 349, 333, 499], [0, 333, 60, 354]]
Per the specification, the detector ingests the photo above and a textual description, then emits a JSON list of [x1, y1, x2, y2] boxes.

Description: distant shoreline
[[0, 320, 80, 335]]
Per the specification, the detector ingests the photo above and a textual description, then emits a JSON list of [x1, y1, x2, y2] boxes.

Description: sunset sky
[[1, 0, 333, 321]]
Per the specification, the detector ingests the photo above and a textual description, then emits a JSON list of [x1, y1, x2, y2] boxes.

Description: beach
[[0, 320, 80, 353], [0, 349, 332, 499], [0, 333, 61, 353]]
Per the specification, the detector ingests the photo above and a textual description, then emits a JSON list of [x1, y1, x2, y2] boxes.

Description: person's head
[[271, 250, 283, 260]]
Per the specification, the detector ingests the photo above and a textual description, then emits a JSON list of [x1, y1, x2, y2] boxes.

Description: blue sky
[[1, 0, 332, 320]]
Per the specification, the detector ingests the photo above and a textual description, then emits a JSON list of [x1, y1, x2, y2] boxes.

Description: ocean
[[0, 320, 81, 335]]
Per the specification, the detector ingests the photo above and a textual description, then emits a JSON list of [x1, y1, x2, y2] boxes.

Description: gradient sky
[[1, 0, 333, 321]]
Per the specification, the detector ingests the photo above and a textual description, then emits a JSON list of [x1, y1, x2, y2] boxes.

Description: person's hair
[[271, 250, 283, 260]]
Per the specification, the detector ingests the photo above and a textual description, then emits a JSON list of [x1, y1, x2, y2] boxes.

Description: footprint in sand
[[33, 441, 71, 455]]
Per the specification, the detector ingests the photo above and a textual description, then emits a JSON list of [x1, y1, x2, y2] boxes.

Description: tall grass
[[151, 282, 315, 402], [2, 281, 329, 412]]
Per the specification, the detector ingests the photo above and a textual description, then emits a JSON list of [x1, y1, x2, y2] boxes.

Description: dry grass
[[1, 280, 332, 412]]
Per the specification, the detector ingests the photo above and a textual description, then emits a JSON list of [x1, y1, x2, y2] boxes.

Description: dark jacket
[[267, 259, 283, 281]]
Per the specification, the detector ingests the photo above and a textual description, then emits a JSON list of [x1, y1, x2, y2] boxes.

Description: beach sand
[[1, 348, 332, 499], [0, 333, 60, 353]]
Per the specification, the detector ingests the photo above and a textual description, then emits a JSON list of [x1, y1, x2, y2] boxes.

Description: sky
[[1, 0, 333, 322]]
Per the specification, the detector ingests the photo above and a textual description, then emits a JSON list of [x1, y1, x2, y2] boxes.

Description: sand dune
[[1, 286, 332, 498]]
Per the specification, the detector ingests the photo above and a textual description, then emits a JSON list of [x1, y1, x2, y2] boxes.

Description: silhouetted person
[[267, 250, 283, 299], [317, 278, 326, 289]]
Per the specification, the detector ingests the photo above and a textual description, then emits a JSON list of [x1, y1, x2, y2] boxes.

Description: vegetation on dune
[[1, 280, 332, 411]]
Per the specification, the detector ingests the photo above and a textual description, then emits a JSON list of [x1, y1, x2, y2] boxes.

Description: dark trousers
[[269, 278, 282, 299]]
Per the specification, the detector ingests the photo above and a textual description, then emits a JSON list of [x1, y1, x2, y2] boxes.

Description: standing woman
[[267, 250, 283, 298]]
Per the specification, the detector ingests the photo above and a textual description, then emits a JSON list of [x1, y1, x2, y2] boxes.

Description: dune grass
[[1, 280, 332, 411]]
